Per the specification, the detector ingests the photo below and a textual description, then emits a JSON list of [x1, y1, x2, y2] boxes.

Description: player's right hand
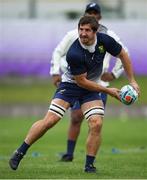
[[52, 75, 61, 87], [107, 87, 121, 101]]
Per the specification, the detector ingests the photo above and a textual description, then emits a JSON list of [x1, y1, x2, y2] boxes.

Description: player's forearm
[[50, 53, 61, 75], [76, 78, 109, 94], [50, 38, 69, 75], [74, 74, 120, 99]]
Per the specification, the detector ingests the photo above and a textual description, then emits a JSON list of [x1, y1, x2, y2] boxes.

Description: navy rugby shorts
[[71, 92, 107, 110], [53, 82, 101, 107]]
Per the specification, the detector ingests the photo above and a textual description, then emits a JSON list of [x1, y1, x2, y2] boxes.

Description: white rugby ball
[[119, 85, 138, 105]]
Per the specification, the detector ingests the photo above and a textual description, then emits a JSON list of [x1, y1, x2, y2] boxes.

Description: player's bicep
[[117, 48, 129, 60]]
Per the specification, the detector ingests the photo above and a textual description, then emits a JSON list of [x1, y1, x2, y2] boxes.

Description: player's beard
[[80, 35, 94, 46], [80, 36, 89, 45]]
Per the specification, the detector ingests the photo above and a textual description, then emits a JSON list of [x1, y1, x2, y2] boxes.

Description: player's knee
[[89, 117, 103, 134]]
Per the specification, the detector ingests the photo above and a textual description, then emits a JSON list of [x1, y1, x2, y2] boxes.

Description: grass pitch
[[0, 116, 147, 179]]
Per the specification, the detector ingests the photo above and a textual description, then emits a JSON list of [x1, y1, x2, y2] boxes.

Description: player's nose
[[81, 30, 87, 36]]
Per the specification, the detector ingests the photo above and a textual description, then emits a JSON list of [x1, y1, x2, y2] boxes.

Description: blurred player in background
[[50, 2, 129, 162], [9, 16, 139, 173]]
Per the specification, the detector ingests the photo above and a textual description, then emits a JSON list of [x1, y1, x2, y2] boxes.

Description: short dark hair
[[78, 16, 98, 32]]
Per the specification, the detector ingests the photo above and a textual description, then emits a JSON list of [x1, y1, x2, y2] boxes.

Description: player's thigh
[[51, 98, 70, 109], [81, 100, 103, 112], [45, 98, 70, 123], [81, 100, 104, 121]]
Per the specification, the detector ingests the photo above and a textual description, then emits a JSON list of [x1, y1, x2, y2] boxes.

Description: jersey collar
[[79, 36, 97, 53]]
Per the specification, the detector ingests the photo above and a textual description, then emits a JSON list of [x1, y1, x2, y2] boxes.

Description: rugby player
[[9, 16, 140, 173], [50, 2, 128, 162]]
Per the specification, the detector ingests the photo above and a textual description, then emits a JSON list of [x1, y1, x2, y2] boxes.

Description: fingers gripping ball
[[119, 85, 138, 105]]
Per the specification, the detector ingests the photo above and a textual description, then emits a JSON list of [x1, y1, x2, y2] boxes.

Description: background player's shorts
[[71, 101, 81, 110], [71, 92, 108, 110], [53, 82, 101, 107], [100, 92, 107, 107]]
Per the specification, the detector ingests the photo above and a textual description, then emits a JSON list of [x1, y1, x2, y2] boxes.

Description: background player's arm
[[109, 30, 129, 79], [50, 30, 78, 86]]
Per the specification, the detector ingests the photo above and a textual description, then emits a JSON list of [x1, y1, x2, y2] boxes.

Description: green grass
[[0, 77, 55, 104], [0, 116, 147, 179], [0, 76, 147, 105]]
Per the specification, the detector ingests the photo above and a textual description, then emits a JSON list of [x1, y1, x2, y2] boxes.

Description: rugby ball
[[119, 85, 138, 105]]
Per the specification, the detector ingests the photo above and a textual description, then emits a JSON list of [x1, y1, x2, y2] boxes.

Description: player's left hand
[[130, 81, 140, 96], [101, 72, 115, 82]]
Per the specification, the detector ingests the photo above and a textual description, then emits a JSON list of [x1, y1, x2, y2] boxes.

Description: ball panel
[[119, 85, 138, 105]]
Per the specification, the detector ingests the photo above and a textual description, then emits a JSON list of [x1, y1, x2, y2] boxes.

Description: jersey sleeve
[[102, 34, 122, 57], [66, 51, 87, 76]]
